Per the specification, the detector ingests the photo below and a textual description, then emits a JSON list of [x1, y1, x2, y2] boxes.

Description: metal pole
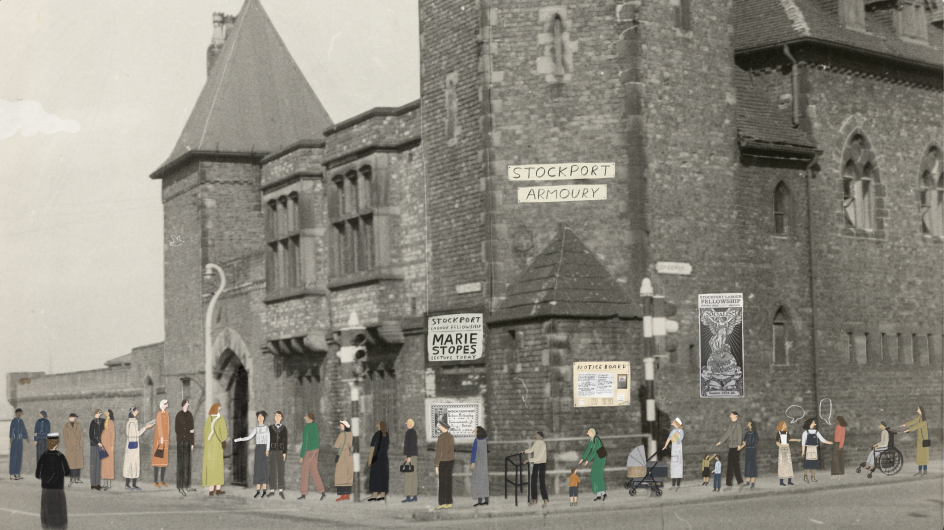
[[350, 382, 361, 502], [644, 357, 656, 457], [337, 311, 366, 503], [640, 279, 656, 457], [204, 264, 226, 411]]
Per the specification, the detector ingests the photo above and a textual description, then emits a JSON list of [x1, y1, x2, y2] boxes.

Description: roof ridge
[[778, 0, 811, 36]]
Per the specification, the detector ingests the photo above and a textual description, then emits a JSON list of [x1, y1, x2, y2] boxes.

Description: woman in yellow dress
[[900, 406, 930, 477], [202, 403, 228, 496]]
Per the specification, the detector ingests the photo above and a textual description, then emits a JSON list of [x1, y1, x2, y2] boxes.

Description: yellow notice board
[[572, 361, 630, 407]]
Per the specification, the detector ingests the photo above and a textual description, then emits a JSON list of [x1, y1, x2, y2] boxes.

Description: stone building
[[8, 0, 942, 496]]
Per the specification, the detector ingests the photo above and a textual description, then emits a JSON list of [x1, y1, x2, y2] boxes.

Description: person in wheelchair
[[863, 421, 890, 472]]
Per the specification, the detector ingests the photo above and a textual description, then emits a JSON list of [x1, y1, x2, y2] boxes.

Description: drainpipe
[[783, 45, 800, 127]]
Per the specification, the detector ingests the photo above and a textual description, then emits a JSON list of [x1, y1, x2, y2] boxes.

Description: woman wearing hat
[[202, 403, 227, 495], [122, 407, 153, 491], [151, 399, 171, 488], [333, 421, 354, 501], [62, 413, 83, 486], [100, 410, 116, 490], [36, 433, 69, 530], [775, 421, 794, 486], [662, 418, 684, 491]]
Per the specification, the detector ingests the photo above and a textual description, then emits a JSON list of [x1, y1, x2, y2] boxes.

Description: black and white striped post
[[337, 311, 368, 502], [640, 279, 657, 457]]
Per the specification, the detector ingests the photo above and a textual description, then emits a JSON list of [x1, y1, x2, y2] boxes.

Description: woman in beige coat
[[100, 410, 116, 490], [333, 421, 353, 501], [901, 406, 931, 476], [122, 406, 153, 491]]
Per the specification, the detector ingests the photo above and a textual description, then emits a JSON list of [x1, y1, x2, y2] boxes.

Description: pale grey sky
[[0, 0, 420, 418]]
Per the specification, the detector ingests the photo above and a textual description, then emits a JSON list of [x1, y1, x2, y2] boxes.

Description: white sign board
[[656, 262, 692, 275], [517, 185, 607, 203], [428, 314, 484, 361], [572, 361, 631, 407], [425, 398, 483, 443], [508, 163, 616, 180]]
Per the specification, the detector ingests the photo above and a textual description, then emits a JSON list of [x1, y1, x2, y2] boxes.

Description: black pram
[[623, 445, 667, 496]]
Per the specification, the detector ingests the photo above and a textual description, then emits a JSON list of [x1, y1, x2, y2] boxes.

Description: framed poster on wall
[[572, 361, 631, 407], [698, 293, 744, 398]]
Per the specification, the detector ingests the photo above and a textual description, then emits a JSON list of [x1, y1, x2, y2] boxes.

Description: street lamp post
[[204, 263, 226, 411], [639, 278, 657, 457], [336, 311, 367, 502]]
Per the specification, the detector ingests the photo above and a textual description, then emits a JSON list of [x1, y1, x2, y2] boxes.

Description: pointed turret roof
[[151, 0, 333, 179], [489, 227, 641, 324]]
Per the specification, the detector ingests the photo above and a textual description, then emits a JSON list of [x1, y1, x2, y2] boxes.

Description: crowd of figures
[[7, 402, 933, 529]]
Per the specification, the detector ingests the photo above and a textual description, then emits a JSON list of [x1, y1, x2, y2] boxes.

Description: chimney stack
[[206, 12, 225, 76], [223, 15, 237, 39]]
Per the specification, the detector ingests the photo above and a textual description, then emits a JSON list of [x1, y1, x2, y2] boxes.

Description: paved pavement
[[1, 457, 941, 529]]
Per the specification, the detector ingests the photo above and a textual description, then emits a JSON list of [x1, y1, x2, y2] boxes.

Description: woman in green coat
[[900, 406, 930, 476], [202, 403, 228, 495], [577, 428, 607, 501]]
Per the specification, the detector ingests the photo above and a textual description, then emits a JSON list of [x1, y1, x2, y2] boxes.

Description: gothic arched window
[[773, 181, 789, 235], [841, 133, 877, 231]]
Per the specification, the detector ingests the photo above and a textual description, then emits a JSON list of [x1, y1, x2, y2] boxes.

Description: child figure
[[712, 455, 722, 492], [568, 467, 580, 506], [701, 454, 716, 486]]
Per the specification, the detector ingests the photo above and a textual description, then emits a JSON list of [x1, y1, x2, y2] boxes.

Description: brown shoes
[[527, 499, 537, 506], [209, 490, 215, 496], [217, 490, 226, 495], [160, 482, 168, 487]]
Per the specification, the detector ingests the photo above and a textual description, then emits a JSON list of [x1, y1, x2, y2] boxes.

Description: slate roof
[[104, 352, 134, 367], [151, 0, 333, 179], [735, 68, 818, 153], [735, 0, 943, 67], [488, 227, 641, 324]]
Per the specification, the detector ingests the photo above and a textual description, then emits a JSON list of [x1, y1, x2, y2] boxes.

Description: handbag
[[128, 441, 138, 450], [154, 444, 164, 459], [400, 461, 414, 473], [921, 424, 931, 448], [595, 436, 607, 459], [99, 447, 109, 459]]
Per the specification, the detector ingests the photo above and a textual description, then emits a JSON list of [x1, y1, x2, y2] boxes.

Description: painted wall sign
[[656, 261, 692, 275], [425, 398, 483, 443], [428, 313, 484, 361], [455, 281, 483, 294], [572, 361, 631, 407], [517, 184, 607, 203], [698, 293, 744, 398], [508, 163, 615, 180]]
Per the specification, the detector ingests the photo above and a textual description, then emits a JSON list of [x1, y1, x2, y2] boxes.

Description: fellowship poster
[[698, 293, 744, 398]]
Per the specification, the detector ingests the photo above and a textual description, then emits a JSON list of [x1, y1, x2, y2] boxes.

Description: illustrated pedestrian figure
[[793, 418, 832, 482], [519, 431, 548, 507], [367, 421, 390, 502], [151, 399, 170, 488], [401, 418, 418, 503], [715, 411, 744, 489], [234, 410, 269, 498], [36, 433, 69, 530], [100, 410, 116, 491], [298, 412, 325, 501], [88, 409, 105, 490], [333, 420, 353, 501], [470, 426, 489, 507], [701, 454, 716, 486], [123, 406, 153, 491], [62, 413, 84, 485], [174, 399, 195, 496], [900, 406, 930, 476], [9, 408, 28, 480], [577, 428, 607, 501], [830, 415, 848, 480], [711, 455, 722, 492], [434, 419, 455, 510], [202, 403, 227, 496], [738, 420, 758, 489], [568, 467, 580, 506], [267, 411, 288, 498], [662, 418, 684, 491], [775, 421, 794, 486], [863, 421, 890, 472], [34, 411, 51, 464]]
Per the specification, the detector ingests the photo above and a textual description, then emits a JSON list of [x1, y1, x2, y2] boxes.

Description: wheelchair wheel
[[855, 466, 861, 473], [867, 472, 873, 479], [879, 448, 903, 476]]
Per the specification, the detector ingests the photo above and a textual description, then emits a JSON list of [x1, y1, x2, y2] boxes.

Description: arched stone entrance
[[211, 329, 252, 486]]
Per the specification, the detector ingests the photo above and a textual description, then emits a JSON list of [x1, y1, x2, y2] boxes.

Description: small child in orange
[[568, 467, 580, 506]]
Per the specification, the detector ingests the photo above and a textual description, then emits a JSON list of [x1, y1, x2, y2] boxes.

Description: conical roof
[[489, 227, 641, 323], [151, 0, 333, 179]]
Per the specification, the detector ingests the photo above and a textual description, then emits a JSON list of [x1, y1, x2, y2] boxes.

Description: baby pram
[[623, 445, 667, 496]]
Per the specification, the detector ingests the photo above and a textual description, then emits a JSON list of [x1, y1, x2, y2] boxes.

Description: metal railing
[[504, 453, 530, 506]]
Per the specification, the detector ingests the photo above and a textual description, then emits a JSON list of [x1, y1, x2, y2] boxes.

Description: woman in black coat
[[367, 421, 389, 501]]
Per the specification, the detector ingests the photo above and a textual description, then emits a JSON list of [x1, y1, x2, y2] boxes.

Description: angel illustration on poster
[[699, 294, 745, 398]]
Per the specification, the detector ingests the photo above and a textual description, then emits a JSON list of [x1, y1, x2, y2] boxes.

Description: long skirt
[[40, 488, 68, 530], [669, 442, 683, 479], [122, 447, 140, 479], [803, 446, 819, 470], [830, 446, 844, 475], [589, 458, 607, 494], [252, 445, 269, 486], [777, 446, 793, 479], [743, 447, 757, 478]]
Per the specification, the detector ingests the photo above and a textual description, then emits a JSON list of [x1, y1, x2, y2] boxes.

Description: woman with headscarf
[[234, 410, 269, 498], [202, 403, 227, 496], [662, 418, 684, 491], [36, 433, 69, 530], [367, 421, 389, 501], [122, 406, 153, 491], [471, 426, 489, 506], [151, 399, 170, 488], [775, 421, 794, 486], [333, 421, 353, 501], [577, 428, 607, 501], [739, 420, 758, 489], [830, 415, 848, 479], [100, 410, 116, 490], [901, 406, 930, 476], [793, 418, 832, 483]]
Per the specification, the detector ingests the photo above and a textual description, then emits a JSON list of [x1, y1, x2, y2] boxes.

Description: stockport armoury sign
[[428, 314, 484, 362]]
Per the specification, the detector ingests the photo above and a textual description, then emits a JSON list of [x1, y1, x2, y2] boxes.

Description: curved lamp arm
[[204, 263, 226, 410]]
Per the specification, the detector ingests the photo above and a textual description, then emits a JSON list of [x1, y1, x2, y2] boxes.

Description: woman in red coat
[[830, 416, 847, 479]]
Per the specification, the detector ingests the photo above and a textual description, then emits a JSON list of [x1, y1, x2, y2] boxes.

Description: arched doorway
[[216, 348, 249, 486]]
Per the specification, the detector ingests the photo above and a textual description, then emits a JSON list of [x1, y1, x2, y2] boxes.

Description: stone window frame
[[918, 145, 944, 239], [839, 131, 885, 238], [669, 0, 693, 32], [838, 0, 867, 32], [265, 189, 302, 293], [536, 6, 577, 84], [773, 181, 790, 236], [330, 165, 375, 276], [893, 0, 930, 42], [771, 306, 792, 366], [444, 72, 460, 146]]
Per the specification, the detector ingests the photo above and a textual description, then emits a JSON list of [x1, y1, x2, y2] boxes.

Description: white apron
[[669, 428, 684, 479]]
